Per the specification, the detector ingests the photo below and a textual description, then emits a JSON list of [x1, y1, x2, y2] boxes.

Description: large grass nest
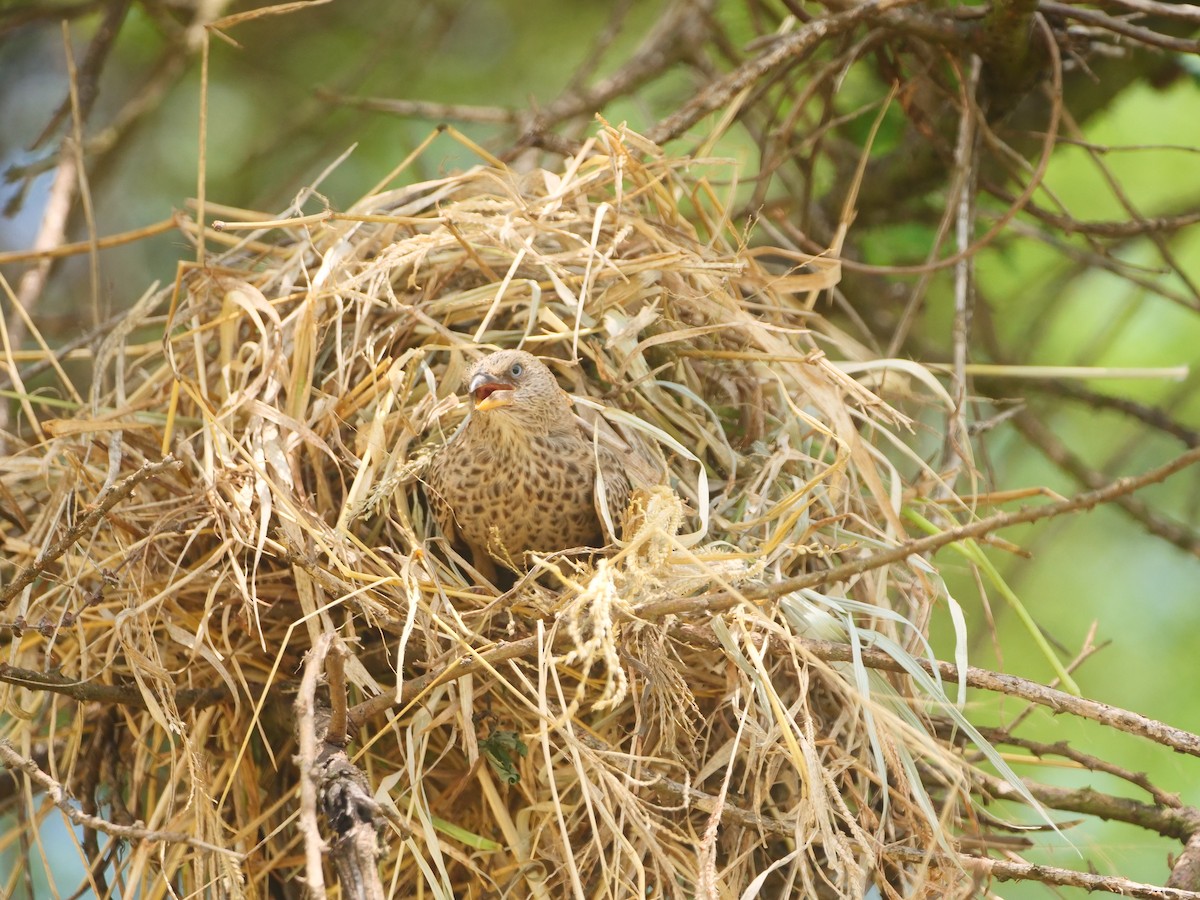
[[1, 124, 1035, 898]]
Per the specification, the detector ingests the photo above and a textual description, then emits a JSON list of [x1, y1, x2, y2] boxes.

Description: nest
[[1, 124, 1036, 898]]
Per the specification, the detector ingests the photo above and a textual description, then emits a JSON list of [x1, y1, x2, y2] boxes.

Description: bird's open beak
[[469, 372, 516, 411]]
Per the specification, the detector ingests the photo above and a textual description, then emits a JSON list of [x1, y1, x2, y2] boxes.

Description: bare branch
[[1040, 1, 1200, 52], [638, 443, 1200, 618], [0, 739, 240, 857], [647, 0, 920, 145], [1010, 410, 1200, 557], [1170, 831, 1200, 891], [891, 846, 1200, 898]]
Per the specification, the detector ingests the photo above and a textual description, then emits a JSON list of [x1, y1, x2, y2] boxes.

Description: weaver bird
[[426, 350, 631, 582]]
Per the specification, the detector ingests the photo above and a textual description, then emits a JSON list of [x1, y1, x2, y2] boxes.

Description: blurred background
[[1, 1, 1198, 895]]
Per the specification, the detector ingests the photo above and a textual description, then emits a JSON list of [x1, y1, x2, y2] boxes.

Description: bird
[[426, 350, 632, 582]]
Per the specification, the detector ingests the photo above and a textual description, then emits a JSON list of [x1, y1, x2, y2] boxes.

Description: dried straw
[[0, 123, 1031, 898]]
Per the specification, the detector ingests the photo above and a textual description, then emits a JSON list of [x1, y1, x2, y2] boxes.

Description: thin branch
[[295, 634, 332, 899], [1061, 104, 1200, 307], [316, 91, 519, 125], [942, 55, 980, 489], [653, 776, 794, 836], [983, 378, 1200, 450], [793, 636, 1200, 759], [1010, 409, 1200, 557], [0, 663, 226, 711], [1095, 0, 1200, 23], [528, 0, 711, 142], [891, 846, 1200, 898], [324, 638, 350, 748], [655, 773, 1199, 893], [984, 182, 1200, 239], [647, 0, 920, 145], [637, 443, 1200, 618], [1039, 0, 1200, 52], [962, 723, 1183, 809], [563, 0, 636, 96], [975, 769, 1200, 840], [352, 624, 1200, 761], [29, 1, 129, 151], [1004, 218, 1200, 313], [0, 218, 179, 267], [295, 633, 386, 900], [0, 739, 240, 857], [1170, 830, 1200, 891], [0, 1, 104, 39]]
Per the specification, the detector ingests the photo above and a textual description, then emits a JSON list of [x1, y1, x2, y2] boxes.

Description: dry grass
[[0, 123, 1045, 898]]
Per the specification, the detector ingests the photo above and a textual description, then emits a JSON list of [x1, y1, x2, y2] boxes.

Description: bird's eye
[[510, 363, 523, 377]]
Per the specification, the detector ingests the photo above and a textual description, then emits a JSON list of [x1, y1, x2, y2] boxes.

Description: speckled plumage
[[426, 350, 631, 576]]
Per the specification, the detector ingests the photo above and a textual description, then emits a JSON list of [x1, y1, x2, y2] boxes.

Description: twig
[[1170, 831, 1200, 891], [4, 4, 128, 402], [637, 443, 1200, 618], [975, 768, 1199, 840], [0, 739, 240, 857], [325, 638, 350, 747], [316, 91, 519, 124], [0, 1, 103, 39], [0, 306, 150, 394], [847, 16, 1067, 279], [1097, 0, 1200, 23], [1062, 104, 1200, 307], [61, 21, 104, 332], [984, 378, 1200, 450], [0, 456, 182, 611], [953, 727, 1183, 810], [352, 626, 1200, 760], [0, 741, 57, 809], [317, 745, 386, 900], [0, 663, 226, 711], [295, 634, 385, 900], [1004, 218, 1199, 313], [942, 55, 980, 490], [654, 776, 792, 836], [295, 634, 332, 899], [647, 0, 919, 145], [563, 0, 636, 96], [1005, 622, 1103, 732], [794, 636, 1200, 759], [350, 635, 539, 724], [0, 218, 178, 267], [1010, 409, 1200, 557], [1039, 0, 1200, 52], [891, 846, 1200, 898], [983, 183, 1200, 239], [527, 0, 709, 144], [29, 1, 128, 151]]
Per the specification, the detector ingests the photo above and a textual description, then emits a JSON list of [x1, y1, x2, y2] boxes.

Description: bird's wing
[[595, 444, 633, 542], [424, 455, 460, 547]]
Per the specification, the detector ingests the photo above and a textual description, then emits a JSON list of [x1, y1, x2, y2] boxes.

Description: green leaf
[[481, 729, 528, 785]]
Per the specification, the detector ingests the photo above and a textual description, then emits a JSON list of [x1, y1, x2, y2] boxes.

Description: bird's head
[[465, 350, 569, 431]]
